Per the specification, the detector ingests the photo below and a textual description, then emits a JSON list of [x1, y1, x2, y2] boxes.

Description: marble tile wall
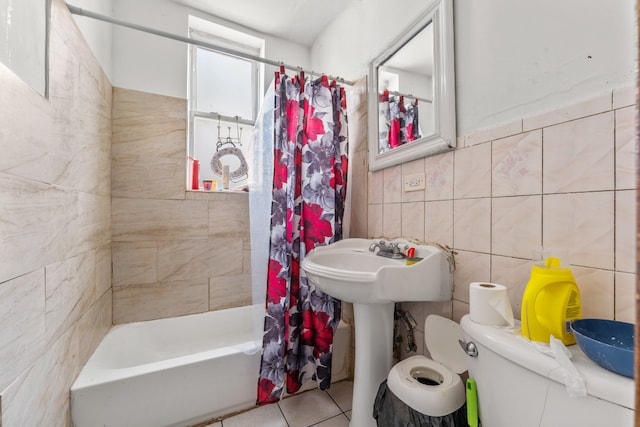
[[109, 77, 370, 326], [111, 88, 252, 324], [368, 88, 638, 360], [0, 0, 113, 425]]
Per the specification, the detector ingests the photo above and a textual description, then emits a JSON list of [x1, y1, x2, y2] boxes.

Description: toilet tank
[[460, 315, 634, 427]]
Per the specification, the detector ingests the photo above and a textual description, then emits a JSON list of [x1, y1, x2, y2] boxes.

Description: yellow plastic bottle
[[521, 253, 581, 345]]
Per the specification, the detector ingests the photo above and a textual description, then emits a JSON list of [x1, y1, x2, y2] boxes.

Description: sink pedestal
[[350, 302, 394, 427], [300, 239, 453, 427]]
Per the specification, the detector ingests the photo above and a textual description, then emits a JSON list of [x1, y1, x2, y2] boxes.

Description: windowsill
[[185, 189, 249, 200], [187, 189, 248, 193]]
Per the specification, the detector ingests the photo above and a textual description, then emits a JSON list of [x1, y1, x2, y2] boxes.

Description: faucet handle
[[369, 239, 388, 251], [369, 239, 385, 252], [388, 242, 408, 254], [395, 242, 409, 253]]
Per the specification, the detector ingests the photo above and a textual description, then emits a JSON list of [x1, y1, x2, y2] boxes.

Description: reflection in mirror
[[368, 0, 455, 171], [377, 23, 434, 152]]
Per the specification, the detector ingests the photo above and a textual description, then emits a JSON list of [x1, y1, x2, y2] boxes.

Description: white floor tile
[[278, 389, 342, 427], [312, 414, 350, 427], [222, 404, 287, 427], [326, 380, 353, 412]]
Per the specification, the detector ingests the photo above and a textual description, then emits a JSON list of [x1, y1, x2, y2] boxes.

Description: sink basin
[[301, 238, 453, 304], [301, 238, 454, 427]]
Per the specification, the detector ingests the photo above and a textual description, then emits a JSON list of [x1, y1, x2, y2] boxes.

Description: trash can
[[373, 380, 467, 427]]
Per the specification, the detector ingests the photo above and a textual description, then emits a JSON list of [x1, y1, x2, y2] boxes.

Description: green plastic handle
[[466, 378, 479, 427]]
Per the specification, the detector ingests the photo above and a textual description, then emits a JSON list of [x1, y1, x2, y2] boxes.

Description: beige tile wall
[[110, 79, 371, 327], [111, 88, 252, 324], [0, 0, 113, 425], [369, 88, 638, 360]]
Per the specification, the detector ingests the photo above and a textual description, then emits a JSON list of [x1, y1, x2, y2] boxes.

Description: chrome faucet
[[369, 239, 407, 259]]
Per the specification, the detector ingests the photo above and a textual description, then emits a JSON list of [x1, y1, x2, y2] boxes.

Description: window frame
[[187, 19, 264, 178]]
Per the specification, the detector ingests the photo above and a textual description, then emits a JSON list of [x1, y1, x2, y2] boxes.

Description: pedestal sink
[[301, 238, 453, 427]]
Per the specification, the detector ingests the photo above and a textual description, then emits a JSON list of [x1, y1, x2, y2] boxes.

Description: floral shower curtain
[[257, 72, 349, 405], [378, 90, 421, 151]]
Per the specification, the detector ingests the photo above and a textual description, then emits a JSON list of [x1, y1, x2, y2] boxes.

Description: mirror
[[0, 0, 49, 97], [368, 0, 455, 171]]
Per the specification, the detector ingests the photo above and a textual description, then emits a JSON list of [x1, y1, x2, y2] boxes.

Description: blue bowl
[[570, 319, 634, 378]]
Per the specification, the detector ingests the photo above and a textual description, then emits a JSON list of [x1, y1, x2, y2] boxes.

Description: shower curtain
[[378, 90, 420, 151], [257, 72, 348, 405], [248, 81, 275, 341]]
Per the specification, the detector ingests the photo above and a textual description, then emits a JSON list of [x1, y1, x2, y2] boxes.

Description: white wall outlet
[[404, 172, 426, 192]]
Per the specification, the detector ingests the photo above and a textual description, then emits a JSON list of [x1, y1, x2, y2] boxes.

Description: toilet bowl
[[387, 315, 468, 417]]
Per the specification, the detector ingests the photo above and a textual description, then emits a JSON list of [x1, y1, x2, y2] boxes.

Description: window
[[188, 16, 264, 191]]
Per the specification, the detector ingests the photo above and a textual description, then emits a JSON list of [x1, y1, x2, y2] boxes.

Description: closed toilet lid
[[425, 315, 467, 374]]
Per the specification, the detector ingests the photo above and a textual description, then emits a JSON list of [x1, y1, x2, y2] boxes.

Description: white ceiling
[[171, 0, 352, 46]]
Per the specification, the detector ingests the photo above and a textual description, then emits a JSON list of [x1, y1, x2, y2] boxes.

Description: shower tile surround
[[110, 76, 369, 325], [371, 88, 637, 361], [111, 88, 252, 323], [0, 0, 112, 424]]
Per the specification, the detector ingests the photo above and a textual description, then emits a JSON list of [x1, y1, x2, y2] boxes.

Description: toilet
[[460, 314, 635, 427], [386, 315, 468, 418]]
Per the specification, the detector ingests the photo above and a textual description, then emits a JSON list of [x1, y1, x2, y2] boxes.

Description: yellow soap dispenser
[[521, 249, 581, 345]]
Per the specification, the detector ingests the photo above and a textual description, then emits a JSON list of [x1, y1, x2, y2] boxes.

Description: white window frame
[[187, 16, 264, 180]]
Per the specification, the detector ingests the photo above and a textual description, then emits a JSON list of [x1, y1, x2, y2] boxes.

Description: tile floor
[[203, 380, 353, 427]]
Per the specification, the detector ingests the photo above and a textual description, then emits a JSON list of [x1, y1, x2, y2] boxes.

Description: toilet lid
[[424, 315, 468, 374]]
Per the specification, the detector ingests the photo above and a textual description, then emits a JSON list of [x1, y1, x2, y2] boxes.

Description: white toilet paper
[[469, 282, 515, 327]]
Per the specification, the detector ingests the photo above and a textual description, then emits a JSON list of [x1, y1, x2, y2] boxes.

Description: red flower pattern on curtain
[[257, 73, 348, 405], [377, 92, 421, 151]]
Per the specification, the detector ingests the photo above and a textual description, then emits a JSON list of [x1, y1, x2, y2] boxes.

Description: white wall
[[110, 0, 310, 99], [311, 0, 636, 136], [70, 0, 113, 81]]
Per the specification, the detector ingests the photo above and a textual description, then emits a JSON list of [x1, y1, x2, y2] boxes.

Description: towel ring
[[210, 146, 248, 180]]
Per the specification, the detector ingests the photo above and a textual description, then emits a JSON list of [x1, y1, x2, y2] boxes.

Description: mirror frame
[[368, 0, 456, 171]]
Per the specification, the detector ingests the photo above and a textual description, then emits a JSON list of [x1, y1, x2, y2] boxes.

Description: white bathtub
[[71, 304, 351, 427]]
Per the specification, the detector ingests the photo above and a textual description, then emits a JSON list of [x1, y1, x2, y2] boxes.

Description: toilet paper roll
[[469, 282, 515, 327]]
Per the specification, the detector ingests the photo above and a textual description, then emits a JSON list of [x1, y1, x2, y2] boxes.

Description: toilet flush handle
[[459, 340, 478, 357]]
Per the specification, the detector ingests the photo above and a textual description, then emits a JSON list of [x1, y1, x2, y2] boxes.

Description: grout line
[[307, 412, 349, 427], [541, 127, 545, 249], [276, 402, 290, 427]]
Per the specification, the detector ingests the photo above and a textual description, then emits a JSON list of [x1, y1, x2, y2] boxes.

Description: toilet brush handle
[[466, 378, 479, 427]]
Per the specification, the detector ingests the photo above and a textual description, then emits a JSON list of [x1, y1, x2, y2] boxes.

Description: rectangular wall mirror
[[368, 0, 455, 171], [0, 0, 49, 97]]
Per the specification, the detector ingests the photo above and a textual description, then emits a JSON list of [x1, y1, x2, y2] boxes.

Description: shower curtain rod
[[66, 3, 355, 86], [383, 90, 432, 104]]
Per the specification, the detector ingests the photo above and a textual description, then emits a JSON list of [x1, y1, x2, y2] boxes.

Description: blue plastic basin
[[570, 319, 634, 378]]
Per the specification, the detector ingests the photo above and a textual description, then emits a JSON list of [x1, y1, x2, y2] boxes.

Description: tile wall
[[0, 0, 113, 425], [111, 88, 252, 324], [111, 76, 371, 326], [368, 88, 638, 360]]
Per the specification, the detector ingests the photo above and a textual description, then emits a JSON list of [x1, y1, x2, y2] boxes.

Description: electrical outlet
[[404, 172, 426, 192]]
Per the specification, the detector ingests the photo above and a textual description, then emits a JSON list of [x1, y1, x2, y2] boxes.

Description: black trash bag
[[373, 380, 467, 427]]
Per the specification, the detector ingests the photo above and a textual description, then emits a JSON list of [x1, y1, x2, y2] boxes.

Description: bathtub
[[71, 304, 351, 427]]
